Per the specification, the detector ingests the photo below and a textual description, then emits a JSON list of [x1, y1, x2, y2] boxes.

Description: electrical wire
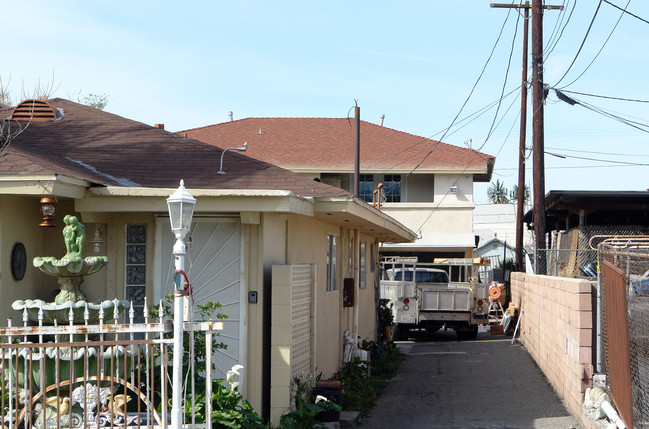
[[362, 86, 519, 173], [544, 0, 568, 53], [559, 89, 649, 103], [400, 5, 516, 183], [603, 0, 649, 25], [554, 89, 649, 133], [545, 151, 649, 166], [482, 6, 521, 147], [559, 0, 631, 89], [553, 0, 604, 88], [545, 0, 577, 60], [497, 163, 649, 170], [545, 146, 649, 157]]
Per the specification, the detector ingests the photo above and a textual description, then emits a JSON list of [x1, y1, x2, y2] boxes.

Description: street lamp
[[166, 179, 196, 428]]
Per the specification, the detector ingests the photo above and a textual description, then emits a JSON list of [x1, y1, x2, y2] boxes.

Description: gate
[[601, 259, 633, 429]]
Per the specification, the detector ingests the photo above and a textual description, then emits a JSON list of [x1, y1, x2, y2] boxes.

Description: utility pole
[[517, 3, 529, 272], [354, 103, 360, 198], [532, 0, 546, 274], [491, 2, 562, 273]]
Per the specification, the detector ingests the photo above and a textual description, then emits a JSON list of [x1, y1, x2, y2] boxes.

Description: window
[[359, 174, 374, 203], [326, 235, 338, 292], [383, 174, 401, 202], [349, 237, 354, 277], [360, 242, 367, 289], [370, 244, 375, 273], [125, 224, 146, 323]]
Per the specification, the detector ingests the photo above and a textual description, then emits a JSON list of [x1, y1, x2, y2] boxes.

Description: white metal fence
[[0, 300, 222, 429]]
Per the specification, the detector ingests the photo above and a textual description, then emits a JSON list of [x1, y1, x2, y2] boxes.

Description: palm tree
[[510, 184, 530, 205], [487, 180, 509, 204]]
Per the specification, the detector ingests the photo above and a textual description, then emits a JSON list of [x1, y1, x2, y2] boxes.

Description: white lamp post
[[166, 180, 196, 428]]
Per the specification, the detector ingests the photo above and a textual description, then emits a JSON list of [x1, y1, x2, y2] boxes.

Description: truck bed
[[418, 283, 473, 312]]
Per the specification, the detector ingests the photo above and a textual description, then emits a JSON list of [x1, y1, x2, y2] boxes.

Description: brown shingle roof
[[181, 118, 494, 173], [0, 99, 351, 197]]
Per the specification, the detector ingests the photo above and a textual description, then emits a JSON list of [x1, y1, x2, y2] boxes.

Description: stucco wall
[[382, 204, 474, 238], [433, 174, 473, 202], [510, 272, 595, 428], [286, 215, 341, 377]]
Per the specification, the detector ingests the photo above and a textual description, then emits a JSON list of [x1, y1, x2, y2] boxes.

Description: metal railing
[[0, 300, 223, 429]]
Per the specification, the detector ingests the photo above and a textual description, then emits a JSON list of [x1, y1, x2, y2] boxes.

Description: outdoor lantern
[[39, 196, 58, 227], [166, 180, 196, 241]]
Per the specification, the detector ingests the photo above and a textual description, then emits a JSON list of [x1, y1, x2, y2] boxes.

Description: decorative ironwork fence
[[0, 300, 222, 429]]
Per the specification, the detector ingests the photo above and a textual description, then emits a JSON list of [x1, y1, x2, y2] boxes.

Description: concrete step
[[340, 411, 361, 428]]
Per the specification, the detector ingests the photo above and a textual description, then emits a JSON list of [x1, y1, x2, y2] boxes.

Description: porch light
[[38, 196, 58, 227], [166, 180, 196, 242]]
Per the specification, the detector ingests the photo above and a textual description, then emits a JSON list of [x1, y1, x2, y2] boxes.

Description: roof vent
[[11, 99, 57, 122]]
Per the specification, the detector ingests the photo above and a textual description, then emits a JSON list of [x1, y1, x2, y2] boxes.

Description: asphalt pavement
[[361, 327, 581, 429]]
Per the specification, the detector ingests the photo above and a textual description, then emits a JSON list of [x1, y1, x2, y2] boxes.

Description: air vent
[[11, 99, 57, 122]]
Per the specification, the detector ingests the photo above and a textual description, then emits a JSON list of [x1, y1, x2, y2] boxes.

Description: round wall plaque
[[11, 242, 26, 281]]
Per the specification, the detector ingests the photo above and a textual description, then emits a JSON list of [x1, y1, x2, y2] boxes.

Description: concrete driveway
[[361, 328, 581, 429]]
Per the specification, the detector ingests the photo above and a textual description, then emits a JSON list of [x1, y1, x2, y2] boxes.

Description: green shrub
[[278, 396, 340, 429], [331, 339, 403, 416]]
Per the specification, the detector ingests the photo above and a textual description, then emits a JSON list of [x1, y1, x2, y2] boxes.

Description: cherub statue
[[62, 215, 86, 261]]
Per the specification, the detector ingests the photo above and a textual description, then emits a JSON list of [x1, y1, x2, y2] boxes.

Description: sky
[[4, 1, 649, 203]]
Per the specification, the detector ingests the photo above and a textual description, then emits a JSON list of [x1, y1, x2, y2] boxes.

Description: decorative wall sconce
[[39, 197, 58, 227], [90, 225, 104, 253]]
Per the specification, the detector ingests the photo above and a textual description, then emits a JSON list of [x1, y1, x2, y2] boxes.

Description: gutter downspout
[[354, 228, 360, 350]]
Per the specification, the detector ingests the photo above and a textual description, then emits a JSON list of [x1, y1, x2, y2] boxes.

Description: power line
[[553, 0, 603, 87], [545, 146, 649, 157], [553, 89, 649, 133], [559, 0, 630, 89], [559, 89, 649, 103], [401, 5, 517, 182], [544, 0, 576, 60], [482, 6, 521, 147], [602, 0, 649, 25], [496, 163, 649, 170], [545, 151, 649, 166]]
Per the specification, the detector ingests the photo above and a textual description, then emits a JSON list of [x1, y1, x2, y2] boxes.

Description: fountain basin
[[33, 256, 108, 277]]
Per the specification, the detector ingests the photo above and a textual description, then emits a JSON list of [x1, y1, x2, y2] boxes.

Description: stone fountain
[[4, 216, 138, 428], [12, 215, 129, 323]]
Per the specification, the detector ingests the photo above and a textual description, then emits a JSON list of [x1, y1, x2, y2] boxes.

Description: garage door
[[155, 217, 243, 380]]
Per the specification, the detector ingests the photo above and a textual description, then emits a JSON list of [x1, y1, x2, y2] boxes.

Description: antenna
[[218, 142, 248, 174]]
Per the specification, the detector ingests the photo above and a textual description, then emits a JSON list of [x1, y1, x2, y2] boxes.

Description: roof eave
[[313, 197, 417, 243], [0, 174, 91, 198]]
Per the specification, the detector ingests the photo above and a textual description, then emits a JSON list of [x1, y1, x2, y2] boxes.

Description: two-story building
[[183, 117, 495, 261]]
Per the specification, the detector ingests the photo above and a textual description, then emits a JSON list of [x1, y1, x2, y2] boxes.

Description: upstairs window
[[359, 174, 374, 203], [383, 174, 401, 202]]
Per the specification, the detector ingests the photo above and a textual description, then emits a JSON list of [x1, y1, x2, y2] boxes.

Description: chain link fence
[[600, 246, 649, 428], [533, 248, 598, 278]]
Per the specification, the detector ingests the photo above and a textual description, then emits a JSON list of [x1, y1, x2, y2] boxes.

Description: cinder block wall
[[510, 272, 595, 427]]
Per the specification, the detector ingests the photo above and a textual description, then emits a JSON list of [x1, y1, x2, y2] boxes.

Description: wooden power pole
[[354, 104, 360, 198], [491, 2, 562, 273]]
